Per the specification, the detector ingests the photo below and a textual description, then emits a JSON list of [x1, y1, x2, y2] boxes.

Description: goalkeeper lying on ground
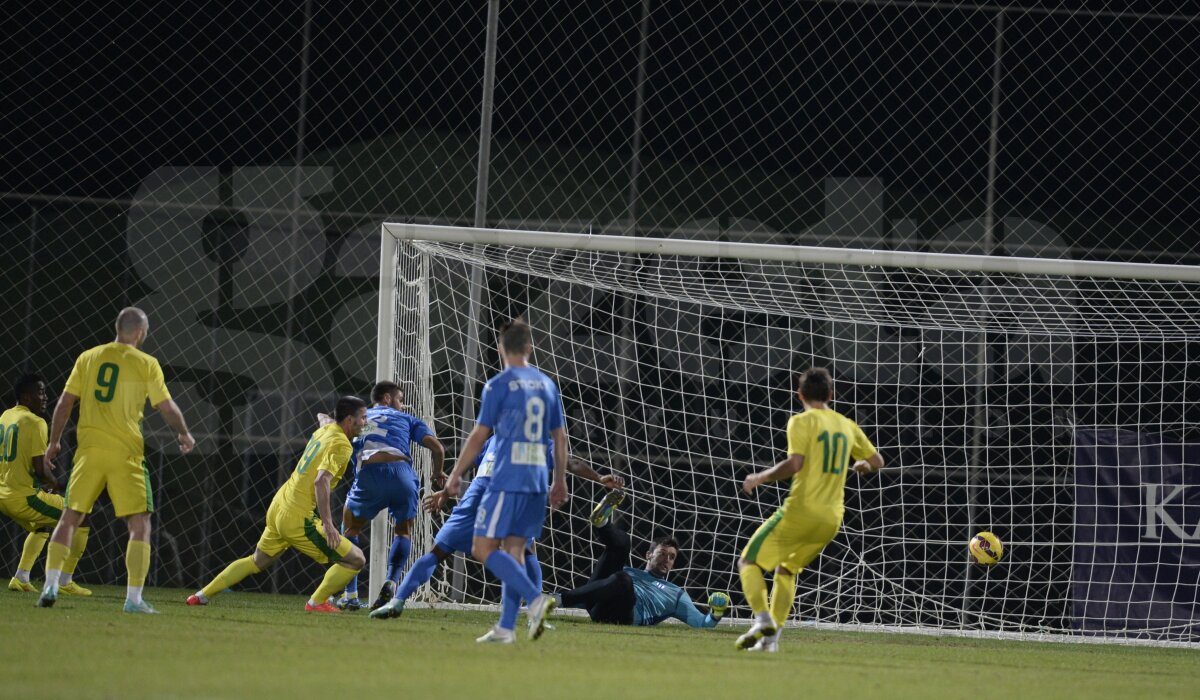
[[554, 491, 729, 628]]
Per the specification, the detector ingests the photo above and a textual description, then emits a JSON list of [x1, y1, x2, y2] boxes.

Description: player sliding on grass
[[369, 441, 622, 623], [554, 491, 729, 629], [440, 318, 568, 643], [187, 397, 368, 613], [736, 367, 883, 653], [336, 380, 445, 611], [39, 307, 195, 613], [0, 374, 91, 596]]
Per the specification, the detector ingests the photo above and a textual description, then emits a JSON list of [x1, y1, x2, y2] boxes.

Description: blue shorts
[[473, 489, 547, 541], [345, 461, 419, 523], [434, 479, 488, 554]]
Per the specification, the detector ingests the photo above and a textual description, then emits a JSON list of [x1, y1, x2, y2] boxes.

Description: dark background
[[2, 1, 1198, 635]]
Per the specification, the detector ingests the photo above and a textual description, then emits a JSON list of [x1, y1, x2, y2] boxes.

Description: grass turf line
[[1, 585, 1196, 699]]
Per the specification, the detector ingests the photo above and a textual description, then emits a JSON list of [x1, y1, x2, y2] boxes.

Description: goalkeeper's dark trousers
[[559, 522, 636, 625]]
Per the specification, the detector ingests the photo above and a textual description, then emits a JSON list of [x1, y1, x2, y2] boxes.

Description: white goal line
[[382, 223, 1200, 282]]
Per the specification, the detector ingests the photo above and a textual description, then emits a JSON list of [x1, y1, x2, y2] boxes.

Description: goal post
[[368, 229, 437, 605], [374, 222, 1200, 646]]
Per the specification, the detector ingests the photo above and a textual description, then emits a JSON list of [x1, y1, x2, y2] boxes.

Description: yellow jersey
[[63, 342, 171, 458], [0, 405, 48, 499], [274, 422, 353, 514], [782, 408, 876, 516]]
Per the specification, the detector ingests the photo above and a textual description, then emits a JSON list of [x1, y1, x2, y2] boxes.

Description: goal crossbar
[[382, 223, 1200, 282]]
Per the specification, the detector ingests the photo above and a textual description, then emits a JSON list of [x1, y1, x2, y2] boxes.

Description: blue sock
[[397, 551, 440, 601], [386, 535, 412, 583], [524, 551, 542, 604], [343, 534, 361, 597], [499, 582, 521, 631], [484, 550, 538, 604]]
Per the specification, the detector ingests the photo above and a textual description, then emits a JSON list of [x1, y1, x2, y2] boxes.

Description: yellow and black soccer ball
[[969, 531, 1004, 566]]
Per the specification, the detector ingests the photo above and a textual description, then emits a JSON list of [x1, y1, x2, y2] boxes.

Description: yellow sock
[[63, 527, 89, 576], [45, 541, 70, 574], [769, 570, 797, 628], [739, 564, 770, 615], [18, 532, 49, 573], [126, 540, 151, 587], [311, 564, 361, 604], [201, 556, 262, 599]]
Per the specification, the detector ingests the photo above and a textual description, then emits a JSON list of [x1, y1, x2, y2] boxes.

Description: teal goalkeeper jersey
[[624, 567, 719, 628]]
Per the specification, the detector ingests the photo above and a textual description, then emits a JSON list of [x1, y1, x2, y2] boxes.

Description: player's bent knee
[[342, 512, 368, 537], [126, 512, 152, 540], [342, 547, 366, 569], [471, 540, 497, 563], [252, 550, 279, 570], [60, 508, 86, 528], [502, 538, 526, 561], [394, 519, 414, 537], [775, 566, 794, 576]]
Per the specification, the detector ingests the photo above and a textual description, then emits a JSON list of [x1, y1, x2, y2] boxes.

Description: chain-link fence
[[4, 1, 1199, 601]]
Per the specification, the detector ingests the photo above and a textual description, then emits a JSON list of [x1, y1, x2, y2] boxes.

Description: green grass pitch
[[2, 585, 1196, 699]]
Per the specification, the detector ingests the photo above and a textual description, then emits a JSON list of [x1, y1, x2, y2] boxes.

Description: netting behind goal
[[382, 225, 1200, 646]]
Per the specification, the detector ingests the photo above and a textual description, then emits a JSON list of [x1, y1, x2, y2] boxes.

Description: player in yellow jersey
[[38, 307, 195, 613], [735, 367, 884, 653], [187, 396, 368, 613], [0, 374, 91, 595]]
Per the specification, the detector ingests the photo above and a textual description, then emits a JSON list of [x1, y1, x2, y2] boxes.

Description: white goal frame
[[369, 222, 1200, 628]]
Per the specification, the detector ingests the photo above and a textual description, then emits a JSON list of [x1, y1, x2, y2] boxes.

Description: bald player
[[38, 307, 195, 613]]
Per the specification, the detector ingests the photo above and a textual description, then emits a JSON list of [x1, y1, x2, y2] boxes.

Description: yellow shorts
[[741, 508, 842, 573], [0, 491, 64, 532], [256, 501, 353, 565], [66, 449, 153, 518]]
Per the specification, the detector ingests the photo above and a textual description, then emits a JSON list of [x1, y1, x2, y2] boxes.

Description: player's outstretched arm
[[422, 489, 450, 513], [421, 435, 447, 487], [673, 590, 721, 628], [742, 454, 805, 493], [45, 391, 78, 462], [852, 451, 885, 474], [549, 427, 569, 508], [565, 455, 624, 490], [445, 424, 491, 498], [313, 470, 341, 550], [156, 399, 196, 454]]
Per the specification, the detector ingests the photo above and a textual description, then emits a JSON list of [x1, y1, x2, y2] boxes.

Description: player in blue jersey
[[369, 440, 622, 622], [554, 492, 729, 628], [441, 318, 569, 643], [336, 381, 445, 611]]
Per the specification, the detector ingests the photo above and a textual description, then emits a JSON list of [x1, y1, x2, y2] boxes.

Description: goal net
[[376, 223, 1200, 647]]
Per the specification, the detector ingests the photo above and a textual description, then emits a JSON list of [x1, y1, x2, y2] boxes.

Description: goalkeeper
[[554, 492, 728, 628]]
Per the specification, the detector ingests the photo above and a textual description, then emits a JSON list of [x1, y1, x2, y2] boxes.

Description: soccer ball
[[969, 531, 1004, 566]]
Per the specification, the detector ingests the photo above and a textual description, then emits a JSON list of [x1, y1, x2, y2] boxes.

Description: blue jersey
[[475, 436, 499, 479], [625, 568, 719, 628], [476, 366, 565, 493], [358, 405, 434, 459]]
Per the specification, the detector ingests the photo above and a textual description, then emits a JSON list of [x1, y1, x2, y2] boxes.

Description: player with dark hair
[[553, 492, 728, 629], [736, 367, 884, 652], [188, 396, 368, 613], [0, 374, 91, 595], [441, 318, 569, 643], [39, 307, 195, 612], [336, 381, 446, 611]]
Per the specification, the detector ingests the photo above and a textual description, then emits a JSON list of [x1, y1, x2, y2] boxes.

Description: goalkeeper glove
[[707, 591, 730, 619]]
